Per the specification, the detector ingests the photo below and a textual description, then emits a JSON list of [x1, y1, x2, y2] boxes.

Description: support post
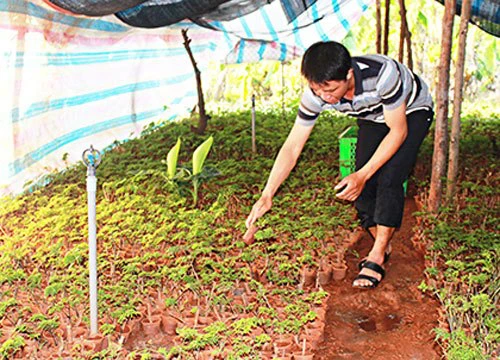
[[251, 94, 257, 153], [83, 145, 102, 335]]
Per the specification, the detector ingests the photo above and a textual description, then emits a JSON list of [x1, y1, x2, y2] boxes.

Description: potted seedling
[[331, 249, 348, 281], [317, 257, 333, 286], [297, 252, 317, 289]]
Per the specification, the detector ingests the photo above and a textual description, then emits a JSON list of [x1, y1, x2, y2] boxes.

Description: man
[[245, 41, 433, 289]]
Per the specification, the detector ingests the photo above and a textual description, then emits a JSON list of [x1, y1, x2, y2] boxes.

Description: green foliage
[[192, 136, 213, 176], [0, 335, 25, 358], [167, 137, 182, 180]]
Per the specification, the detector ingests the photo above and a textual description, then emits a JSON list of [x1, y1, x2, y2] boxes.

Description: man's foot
[[353, 260, 385, 289], [358, 243, 392, 270]]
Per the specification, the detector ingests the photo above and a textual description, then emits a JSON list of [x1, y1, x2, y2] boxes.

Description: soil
[[316, 199, 441, 360]]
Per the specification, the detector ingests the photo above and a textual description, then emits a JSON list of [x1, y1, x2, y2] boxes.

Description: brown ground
[[316, 199, 441, 360]]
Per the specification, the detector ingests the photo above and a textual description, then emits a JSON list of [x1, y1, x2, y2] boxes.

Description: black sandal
[[358, 251, 391, 270], [353, 260, 385, 289]]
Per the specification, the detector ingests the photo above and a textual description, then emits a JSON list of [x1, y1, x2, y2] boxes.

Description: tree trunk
[[383, 0, 390, 55], [405, 25, 413, 71], [398, 0, 406, 63], [181, 29, 209, 134], [428, 0, 456, 212], [398, 0, 413, 70], [376, 0, 382, 53], [446, 0, 472, 202]]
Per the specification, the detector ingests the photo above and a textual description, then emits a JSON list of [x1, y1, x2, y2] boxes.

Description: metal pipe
[[82, 145, 101, 335], [251, 94, 256, 153]]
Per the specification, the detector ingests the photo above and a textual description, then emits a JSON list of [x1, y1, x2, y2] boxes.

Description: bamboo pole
[[398, 0, 406, 63], [376, 0, 382, 53], [446, 0, 472, 202], [428, 0, 457, 212], [383, 0, 390, 55]]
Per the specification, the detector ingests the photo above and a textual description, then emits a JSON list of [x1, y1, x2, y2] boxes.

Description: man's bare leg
[[366, 226, 392, 256], [353, 225, 395, 287]]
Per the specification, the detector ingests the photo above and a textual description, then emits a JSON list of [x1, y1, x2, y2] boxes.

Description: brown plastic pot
[[118, 323, 133, 345], [141, 315, 161, 336], [317, 266, 332, 286], [301, 265, 317, 288], [332, 263, 348, 281], [161, 316, 178, 335], [299, 333, 321, 350], [83, 334, 108, 353]]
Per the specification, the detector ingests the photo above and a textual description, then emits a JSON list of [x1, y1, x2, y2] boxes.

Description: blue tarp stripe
[[12, 73, 192, 123], [311, 2, 330, 41], [9, 107, 165, 175], [332, 0, 350, 31], [356, 0, 370, 12], [239, 17, 253, 38], [8, 89, 197, 175], [0, 2, 128, 32], [291, 17, 306, 50], [10, 45, 212, 67], [237, 39, 246, 63], [279, 43, 287, 61], [257, 42, 266, 60], [211, 21, 234, 50], [259, 7, 279, 42]]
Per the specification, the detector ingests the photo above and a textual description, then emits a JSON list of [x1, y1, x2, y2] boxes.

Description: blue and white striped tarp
[[0, 0, 373, 196]]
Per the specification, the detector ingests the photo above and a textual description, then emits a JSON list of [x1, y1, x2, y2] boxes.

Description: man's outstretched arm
[[245, 122, 315, 228]]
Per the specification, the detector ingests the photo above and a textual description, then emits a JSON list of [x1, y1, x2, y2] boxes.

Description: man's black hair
[[301, 41, 352, 83]]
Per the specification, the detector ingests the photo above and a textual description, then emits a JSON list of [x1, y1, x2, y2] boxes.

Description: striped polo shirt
[[296, 54, 433, 126]]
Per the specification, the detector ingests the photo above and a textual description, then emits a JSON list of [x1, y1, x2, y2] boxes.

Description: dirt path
[[316, 199, 440, 360]]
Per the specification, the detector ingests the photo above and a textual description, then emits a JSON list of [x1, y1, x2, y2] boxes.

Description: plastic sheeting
[[0, 0, 373, 196]]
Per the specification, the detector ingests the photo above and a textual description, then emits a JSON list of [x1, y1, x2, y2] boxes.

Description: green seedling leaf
[[167, 137, 181, 179], [192, 136, 213, 176]]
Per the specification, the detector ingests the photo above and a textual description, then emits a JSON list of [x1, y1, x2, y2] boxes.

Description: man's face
[[309, 79, 349, 104]]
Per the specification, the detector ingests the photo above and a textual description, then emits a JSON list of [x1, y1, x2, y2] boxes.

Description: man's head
[[301, 41, 353, 104]]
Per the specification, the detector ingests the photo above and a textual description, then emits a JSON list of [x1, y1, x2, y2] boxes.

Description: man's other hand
[[334, 172, 367, 202]]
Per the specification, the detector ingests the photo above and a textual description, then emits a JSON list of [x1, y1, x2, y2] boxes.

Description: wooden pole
[[446, 0, 472, 202], [376, 0, 382, 53], [398, 0, 406, 63], [383, 0, 390, 55], [428, 0, 456, 212]]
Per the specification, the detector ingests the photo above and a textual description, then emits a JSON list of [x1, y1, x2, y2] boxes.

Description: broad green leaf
[[192, 136, 213, 176], [417, 11, 428, 29], [167, 138, 181, 179]]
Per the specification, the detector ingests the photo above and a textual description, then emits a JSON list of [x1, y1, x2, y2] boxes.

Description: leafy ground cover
[[0, 109, 498, 359]]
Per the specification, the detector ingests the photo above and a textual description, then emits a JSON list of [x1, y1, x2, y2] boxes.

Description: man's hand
[[334, 171, 367, 202], [245, 195, 272, 228]]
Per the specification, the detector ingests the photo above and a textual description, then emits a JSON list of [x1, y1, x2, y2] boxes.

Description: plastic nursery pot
[[331, 262, 348, 281], [141, 315, 162, 336], [317, 266, 332, 286], [313, 307, 326, 322], [83, 334, 109, 353], [119, 323, 133, 345], [273, 338, 294, 354], [161, 316, 178, 335], [305, 324, 325, 343], [301, 265, 317, 288], [299, 333, 321, 350]]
